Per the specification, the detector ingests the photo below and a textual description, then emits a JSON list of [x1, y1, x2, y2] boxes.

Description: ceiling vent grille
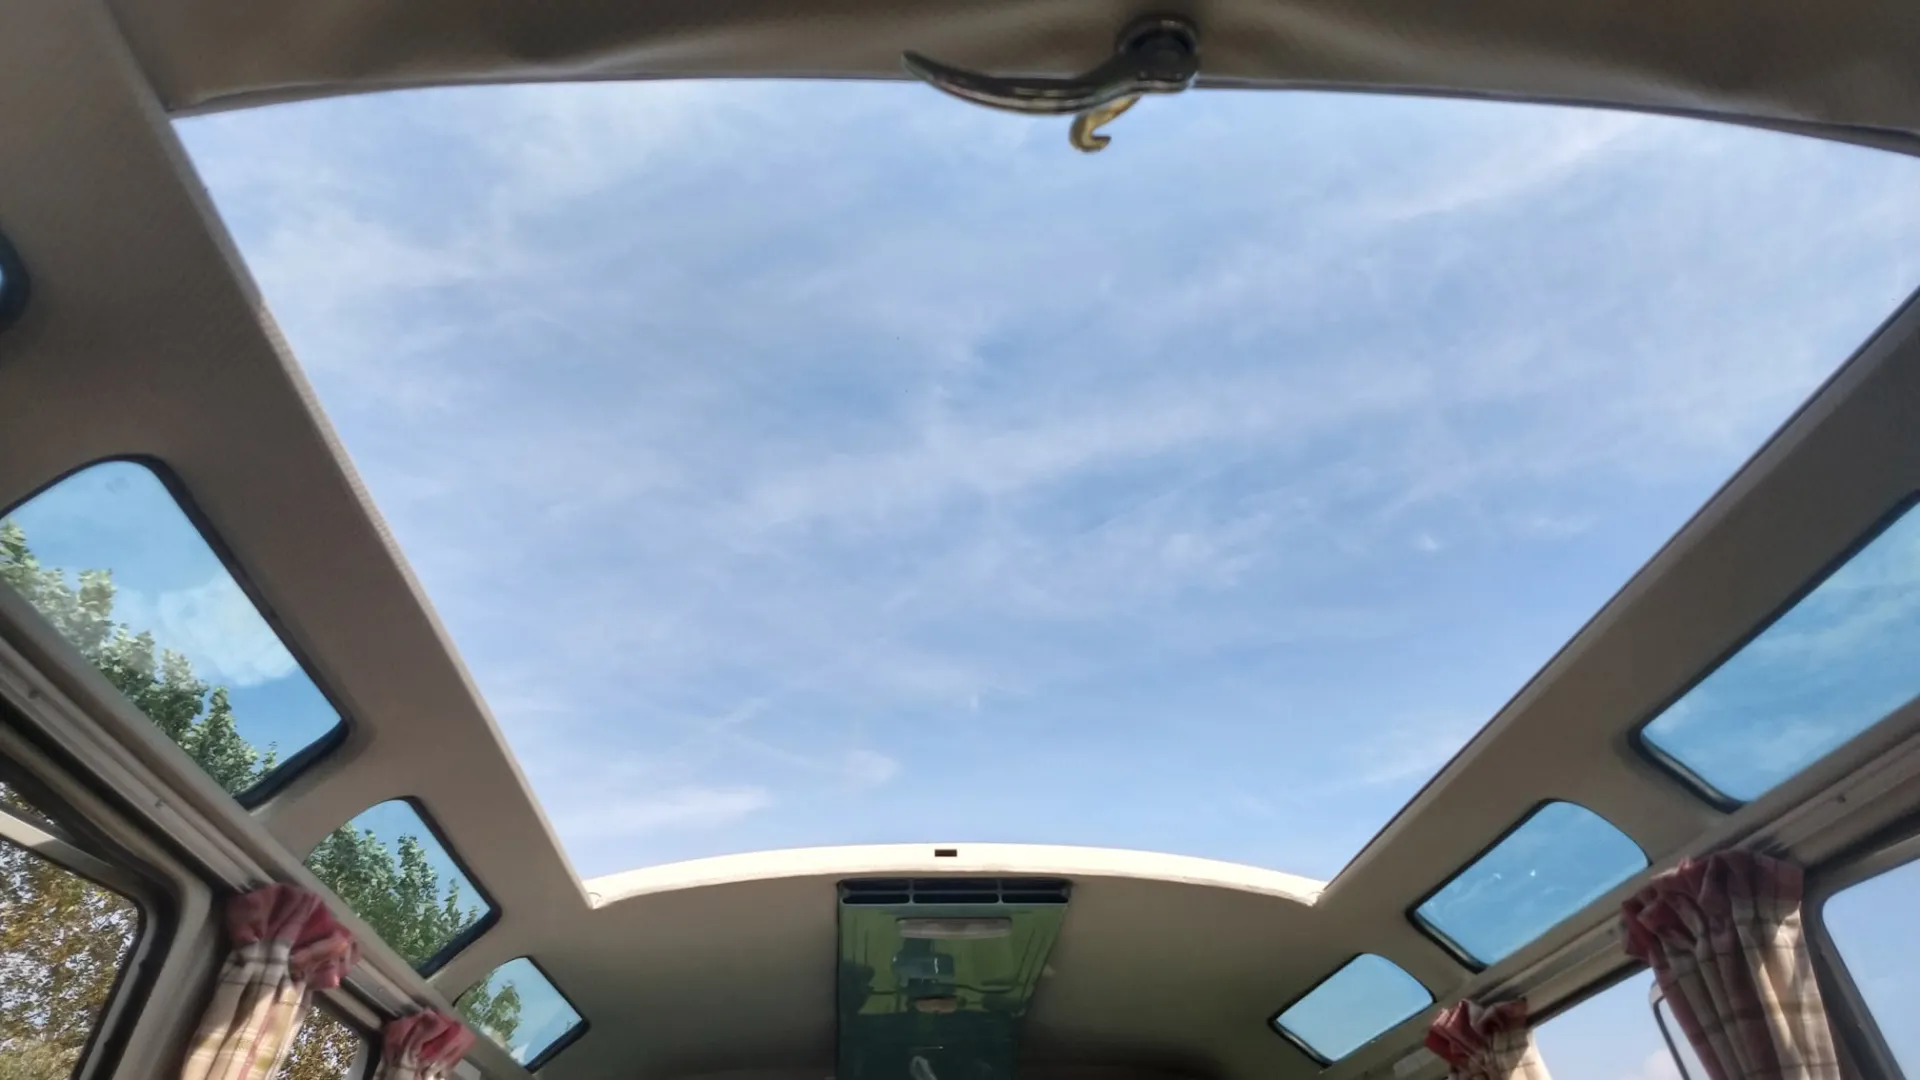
[[839, 877, 1071, 906]]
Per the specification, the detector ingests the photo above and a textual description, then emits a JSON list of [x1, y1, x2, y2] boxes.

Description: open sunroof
[[174, 82, 1920, 880]]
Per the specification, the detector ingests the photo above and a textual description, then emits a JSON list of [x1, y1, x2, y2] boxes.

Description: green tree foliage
[[0, 521, 276, 793], [303, 826, 483, 970], [454, 975, 524, 1053], [277, 1007, 365, 1080], [0, 783, 139, 1080], [0, 519, 521, 1078]]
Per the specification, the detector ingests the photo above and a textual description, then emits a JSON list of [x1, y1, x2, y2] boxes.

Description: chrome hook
[[902, 15, 1200, 152]]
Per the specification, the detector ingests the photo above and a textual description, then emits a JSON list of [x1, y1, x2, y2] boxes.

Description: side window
[[0, 778, 142, 1080], [0, 462, 344, 800], [305, 800, 496, 972], [1822, 856, 1920, 1075], [1535, 970, 1682, 1080], [277, 1006, 371, 1080]]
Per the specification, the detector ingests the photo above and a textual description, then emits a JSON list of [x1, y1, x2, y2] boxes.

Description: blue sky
[[158, 82, 1920, 886]]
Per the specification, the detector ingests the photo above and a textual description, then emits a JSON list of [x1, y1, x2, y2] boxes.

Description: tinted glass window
[[277, 1006, 368, 1080], [1272, 953, 1432, 1062], [1824, 856, 1920, 1074], [1414, 801, 1646, 965], [1, 462, 343, 797], [455, 957, 585, 1068], [305, 800, 493, 971], [1641, 502, 1920, 803], [0, 781, 141, 1079]]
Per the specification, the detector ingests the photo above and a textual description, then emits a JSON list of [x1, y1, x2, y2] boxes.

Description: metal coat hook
[[902, 15, 1200, 152]]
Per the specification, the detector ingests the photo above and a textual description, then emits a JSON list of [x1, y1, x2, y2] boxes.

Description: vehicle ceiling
[[1, 2, 1919, 1080]]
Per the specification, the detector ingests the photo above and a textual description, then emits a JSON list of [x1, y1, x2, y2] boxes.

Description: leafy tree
[[277, 1007, 364, 1080], [304, 827, 483, 970], [0, 519, 520, 1079], [0, 521, 276, 793], [0, 782, 139, 1080], [455, 975, 524, 1053]]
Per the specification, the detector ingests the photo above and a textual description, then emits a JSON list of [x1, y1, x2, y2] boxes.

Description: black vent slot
[[840, 877, 1070, 906]]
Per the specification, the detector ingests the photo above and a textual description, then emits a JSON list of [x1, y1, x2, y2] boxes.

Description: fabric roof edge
[[111, 0, 1920, 155], [583, 843, 1326, 908]]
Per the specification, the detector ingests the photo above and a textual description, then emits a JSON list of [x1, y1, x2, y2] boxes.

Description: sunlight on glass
[[455, 956, 585, 1068], [1641, 503, 1920, 802], [0, 462, 342, 798], [1273, 953, 1432, 1062], [305, 799, 492, 971], [1415, 801, 1646, 965], [1823, 858, 1920, 1074]]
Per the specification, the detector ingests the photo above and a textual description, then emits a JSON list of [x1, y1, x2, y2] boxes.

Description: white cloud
[[841, 749, 901, 789], [553, 786, 774, 840], [115, 573, 300, 688], [1362, 110, 1650, 224], [1620, 1050, 1683, 1080]]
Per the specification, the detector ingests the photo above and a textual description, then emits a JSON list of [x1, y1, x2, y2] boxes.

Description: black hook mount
[[902, 15, 1201, 152]]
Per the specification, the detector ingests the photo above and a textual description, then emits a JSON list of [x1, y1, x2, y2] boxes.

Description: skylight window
[[455, 957, 586, 1069], [1639, 500, 1920, 804], [305, 798, 495, 971], [1413, 801, 1646, 966], [0, 461, 343, 799], [1271, 953, 1433, 1062]]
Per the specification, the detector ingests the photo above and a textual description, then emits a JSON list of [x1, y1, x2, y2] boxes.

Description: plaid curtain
[[374, 1010, 476, 1080], [1426, 1000, 1554, 1080], [1621, 851, 1839, 1080], [181, 884, 359, 1080]]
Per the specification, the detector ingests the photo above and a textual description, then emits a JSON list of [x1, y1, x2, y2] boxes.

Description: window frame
[[1628, 492, 1920, 811], [0, 742, 172, 1080], [1265, 952, 1434, 1066], [1803, 818, 1920, 1080], [0, 455, 354, 806], [1406, 799, 1649, 971], [0, 225, 28, 333], [1647, 981, 1709, 1080], [456, 953, 590, 1072]]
